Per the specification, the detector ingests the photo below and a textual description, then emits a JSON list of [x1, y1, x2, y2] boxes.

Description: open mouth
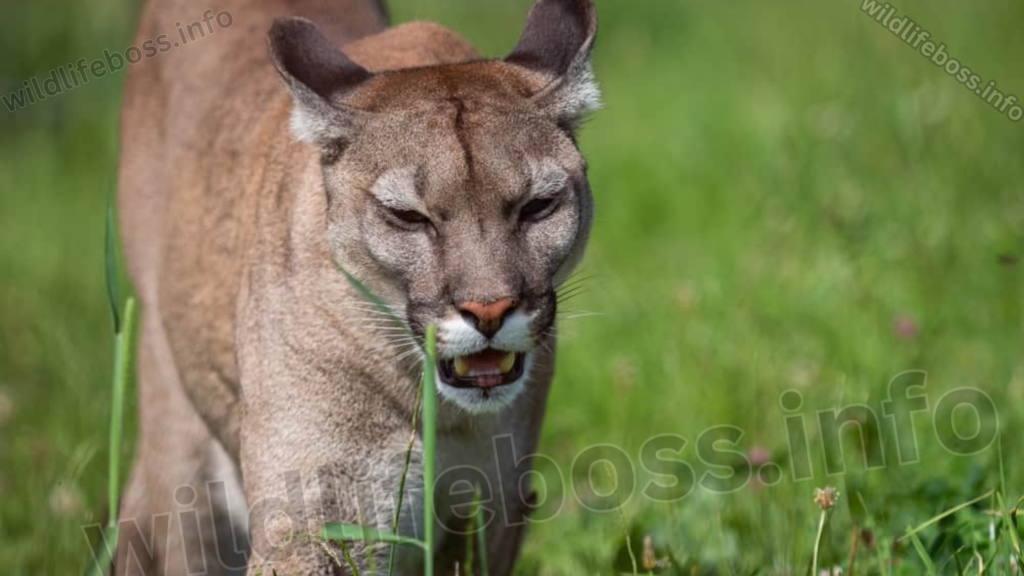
[[438, 349, 526, 389]]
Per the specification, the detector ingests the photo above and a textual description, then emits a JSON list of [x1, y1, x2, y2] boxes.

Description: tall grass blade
[[85, 295, 137, 576], [84, 525, 119, 576], [109, 298, 136, 524], [423, 324, 438, 576]]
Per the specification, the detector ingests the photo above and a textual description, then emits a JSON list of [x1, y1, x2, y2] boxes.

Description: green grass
[[2, 0, 1024, 574]]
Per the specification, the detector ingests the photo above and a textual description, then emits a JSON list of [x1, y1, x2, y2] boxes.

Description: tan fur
[[116, 0, 599, 574]]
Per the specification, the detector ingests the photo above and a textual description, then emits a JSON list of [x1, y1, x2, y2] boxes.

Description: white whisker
[[559, 311, 606, 320]]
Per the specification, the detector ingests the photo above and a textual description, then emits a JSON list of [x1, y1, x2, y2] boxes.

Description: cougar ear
[[268, 17, 371, 146], [506, 0, 600, 130]]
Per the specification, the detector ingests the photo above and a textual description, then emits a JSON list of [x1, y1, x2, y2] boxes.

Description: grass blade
[[337, 539, 361, 576], [109, 298, 136, 524], [995, 437, 1022, 566], [84, 525, 119, 576], [906, 529, 937, 576], [87, 295, 137, 576], [811, 510, 829, 576], [322, 523, 428, 551], [423, 324, 438, 576], [899, 490, 996, 542], [997, 492, 1022, 564]]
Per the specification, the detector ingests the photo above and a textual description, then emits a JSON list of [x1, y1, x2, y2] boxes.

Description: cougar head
[[269, 0, 600, 413]]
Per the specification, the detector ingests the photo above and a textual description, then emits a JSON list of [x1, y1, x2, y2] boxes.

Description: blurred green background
[[2, 0, 1023, 574]]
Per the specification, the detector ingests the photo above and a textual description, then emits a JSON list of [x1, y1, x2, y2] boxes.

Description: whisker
[[555, 271, 601, 290], [538, 335, 556, 356], [360, 324, 413, 333], [337, 304, 404, 317], [556, 281, 590, 295], [389, 345, 423, 359], [556, 284, 589, 298], [366, 338, 418, 352], [339, 309, 404, 321], [556, 304, 598, 314], [394, 348, 426, 364], [376, 334, 418, 345], [338, 301, 399, 311], [556, 285, 591, 301], [361, 327, 408, 339], [377, 332, 420, 344], [559, 312, 606, 321], [349, 318, 413, 328], [557, 278, 589, 291], [556, 292, 588, 305]]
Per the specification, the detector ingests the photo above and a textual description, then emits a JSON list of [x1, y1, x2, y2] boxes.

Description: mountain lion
[[116, 0, 600, 573]]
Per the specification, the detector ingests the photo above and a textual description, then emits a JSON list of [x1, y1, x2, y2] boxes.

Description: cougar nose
[[458, 298, 517, 338]]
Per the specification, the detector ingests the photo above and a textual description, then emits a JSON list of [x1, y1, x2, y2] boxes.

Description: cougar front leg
[[239, 413, 420, 575], [237, 324, 421, 573]]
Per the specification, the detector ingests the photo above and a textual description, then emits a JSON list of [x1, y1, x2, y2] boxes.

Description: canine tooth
[[454, 357, 470, 377], [499, 352, 516, 373]]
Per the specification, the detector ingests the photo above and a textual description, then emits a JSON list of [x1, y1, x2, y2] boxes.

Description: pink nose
[[458, 298, 517, 337]]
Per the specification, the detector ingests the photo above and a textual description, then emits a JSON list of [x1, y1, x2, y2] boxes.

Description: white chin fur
[[436, 352, 533, 414]]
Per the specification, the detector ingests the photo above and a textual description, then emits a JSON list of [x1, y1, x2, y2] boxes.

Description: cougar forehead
[[345, 61, 542, 112], [339, 62, 585, 184]]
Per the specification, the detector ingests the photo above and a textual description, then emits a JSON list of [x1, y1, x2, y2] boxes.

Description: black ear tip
[[508, 0, 598, 75], [539, 0, 594, 9], [268, 17, 319, 50], [270, 16, 318, 34], [535, 0, 597, 26], [572, 0, 598, 32]]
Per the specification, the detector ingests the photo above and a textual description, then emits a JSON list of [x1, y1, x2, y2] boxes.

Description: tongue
[[472, 374, 506, 389]]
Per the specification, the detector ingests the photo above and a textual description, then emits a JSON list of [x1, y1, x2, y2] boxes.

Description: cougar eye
[[384, 207, 431, 227], [520, 198, 557, 223]]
